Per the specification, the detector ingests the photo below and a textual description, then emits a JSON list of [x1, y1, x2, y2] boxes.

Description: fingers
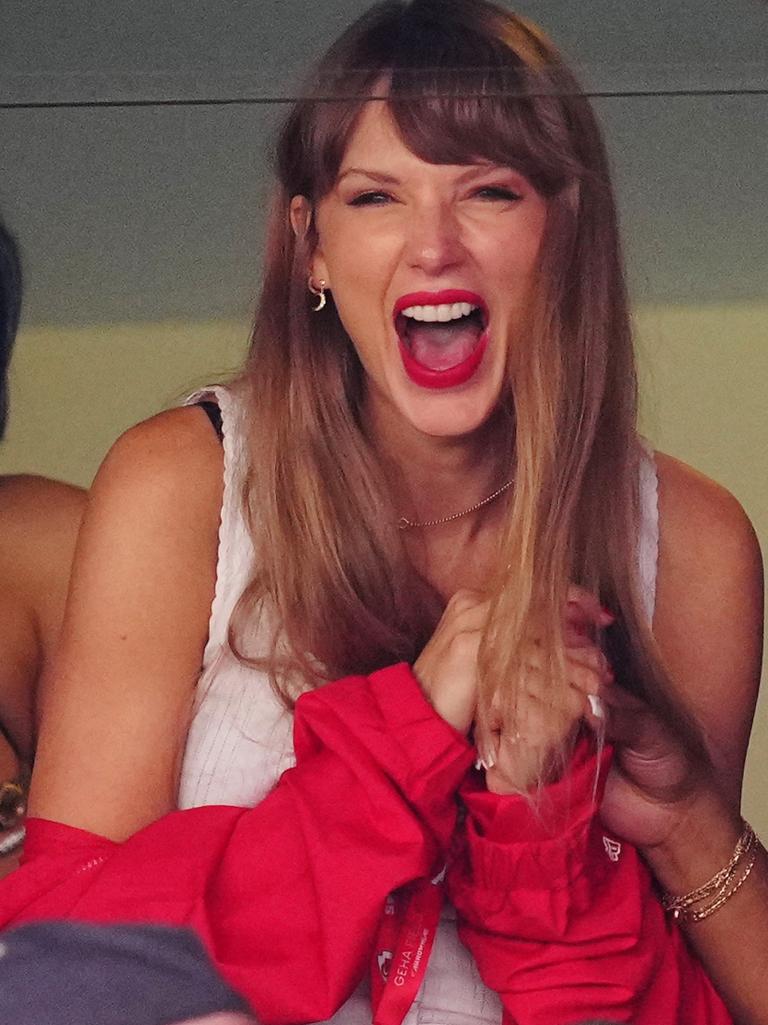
[[484, 688, 581, 793], [493, 648, 609, 736], [516, 639, 612, 698], [427, 586, 613, 770], [413, 588, 490, 735], [567, 646, 611, 731], [564, 585, 614, 647], [480, 631, 612, 792], [476, 586, 614, 794], [482, 662, 601, 783], [565, 584, 614, 624], [562, 590, 613, 721]]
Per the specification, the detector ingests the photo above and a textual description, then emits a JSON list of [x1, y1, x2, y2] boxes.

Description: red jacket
[[0, 664, 731, 1025], [449, 740, 731, 1024]]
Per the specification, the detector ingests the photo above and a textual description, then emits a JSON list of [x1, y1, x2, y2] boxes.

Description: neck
[[363, 398, 512, 529]]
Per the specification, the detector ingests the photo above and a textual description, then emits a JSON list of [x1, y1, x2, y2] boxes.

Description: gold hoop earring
[[308, 276, 327, 312]]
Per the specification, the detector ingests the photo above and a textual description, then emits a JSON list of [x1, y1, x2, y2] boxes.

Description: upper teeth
[[401, 302, 477, 323]]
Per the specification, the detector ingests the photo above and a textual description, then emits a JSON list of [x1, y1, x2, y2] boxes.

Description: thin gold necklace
[[397, 477, 514, 530]]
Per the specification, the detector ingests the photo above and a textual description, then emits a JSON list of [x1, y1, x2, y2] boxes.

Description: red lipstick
[[393, 290, 488, 391]]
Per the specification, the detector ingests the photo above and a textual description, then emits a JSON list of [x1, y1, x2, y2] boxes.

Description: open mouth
[[394, 290, 489, 390]]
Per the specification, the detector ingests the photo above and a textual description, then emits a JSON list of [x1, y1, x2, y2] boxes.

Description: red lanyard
[[371, 866, 445, 1025]]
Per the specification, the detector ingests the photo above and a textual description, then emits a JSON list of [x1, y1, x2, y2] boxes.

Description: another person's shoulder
[[653, 451, 762, 589], [0, 475, 86, 582], [0, 474, 85, 535]]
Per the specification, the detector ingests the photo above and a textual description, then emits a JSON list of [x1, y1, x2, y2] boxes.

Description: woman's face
[[305, 102, 547, 442]]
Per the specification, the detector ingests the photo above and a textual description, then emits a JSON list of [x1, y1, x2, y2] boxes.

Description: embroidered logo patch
[[377, 949, 393, 981], [603, 835, 622, 862]]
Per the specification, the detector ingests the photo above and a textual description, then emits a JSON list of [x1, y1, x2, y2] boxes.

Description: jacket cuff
[[366, 662, 473, 772], [294, 663, 475, 854], [459, 737, 613, 890]]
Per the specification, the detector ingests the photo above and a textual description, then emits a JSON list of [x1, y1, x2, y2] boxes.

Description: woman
[[0, 220, 86, 869], [1, 1, 763, 1022]]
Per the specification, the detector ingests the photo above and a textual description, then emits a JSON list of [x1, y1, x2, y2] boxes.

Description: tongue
[[408, 321, 482, 371]]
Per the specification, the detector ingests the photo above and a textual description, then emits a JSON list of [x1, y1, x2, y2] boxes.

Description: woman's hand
[[600, 687, 706, 850], [413, 589, 487, 734], [484, 587, 613, 795]]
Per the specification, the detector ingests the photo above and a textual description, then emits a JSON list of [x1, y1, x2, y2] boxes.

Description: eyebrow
[[336, 163, 520, 187], [336, 168, 401, 186], [454, 163, 515, 184]]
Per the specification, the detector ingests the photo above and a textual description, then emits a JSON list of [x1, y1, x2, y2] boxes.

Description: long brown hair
[[231, 0, 705, 770]]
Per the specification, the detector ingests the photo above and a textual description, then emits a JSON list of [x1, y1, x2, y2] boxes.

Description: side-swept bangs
[[277, 0, 593, 204]]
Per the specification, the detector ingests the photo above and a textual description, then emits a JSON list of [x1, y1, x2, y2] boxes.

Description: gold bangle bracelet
[[685, 851, 758, 923], [661, 820, 759, 923]]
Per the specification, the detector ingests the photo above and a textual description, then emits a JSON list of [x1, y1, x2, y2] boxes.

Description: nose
[[403, 201, 466, 276]]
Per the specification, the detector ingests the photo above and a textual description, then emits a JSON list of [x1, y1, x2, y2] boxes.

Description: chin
[[396, 387, 503, 441]]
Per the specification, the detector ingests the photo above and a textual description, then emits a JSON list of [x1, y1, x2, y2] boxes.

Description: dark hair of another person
[[0, 219, 23, 440]]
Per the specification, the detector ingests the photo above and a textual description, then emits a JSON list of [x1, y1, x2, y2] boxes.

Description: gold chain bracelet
[[661, 820, 759, 923]]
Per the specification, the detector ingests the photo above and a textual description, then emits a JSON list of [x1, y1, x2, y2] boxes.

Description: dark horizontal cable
[[2, 86, 768, 110]]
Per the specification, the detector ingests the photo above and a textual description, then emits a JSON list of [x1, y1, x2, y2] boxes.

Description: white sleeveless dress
[[178, 384, 660, 1025]]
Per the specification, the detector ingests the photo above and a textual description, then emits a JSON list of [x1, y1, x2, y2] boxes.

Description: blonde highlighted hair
[[230, 0, 706, 770]]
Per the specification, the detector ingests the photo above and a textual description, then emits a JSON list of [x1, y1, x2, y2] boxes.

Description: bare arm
[[28, 407, 223, 840], [0, 476, 86, 761], [653, 453, 763, 802], [604, 452, 766, 1025]]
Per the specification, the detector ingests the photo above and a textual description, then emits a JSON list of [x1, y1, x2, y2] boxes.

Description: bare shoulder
[[82, 405, 224, 547], [654, 451, 763, 599], [96, 403, 222, 495], [66, 403, 225, 655], [30, 406, 226, 837], [652, 451, 763, 796], [31, 406, 224, 653]]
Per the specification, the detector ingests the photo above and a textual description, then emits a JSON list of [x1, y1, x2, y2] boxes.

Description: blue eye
[[348, 191, 392, 206], [474, 186, 522, 201]]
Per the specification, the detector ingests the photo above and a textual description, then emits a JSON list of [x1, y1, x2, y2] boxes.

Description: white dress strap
[[637, 440, 660, 625], [184, 385, 255, 668]]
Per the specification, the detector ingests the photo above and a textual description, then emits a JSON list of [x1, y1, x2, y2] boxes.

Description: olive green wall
[[1, 0, 766, 831]]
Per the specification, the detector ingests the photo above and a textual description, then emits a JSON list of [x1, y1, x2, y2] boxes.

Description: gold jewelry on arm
[[0, 776, 28, 832], [661, 820, 760, 923]]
